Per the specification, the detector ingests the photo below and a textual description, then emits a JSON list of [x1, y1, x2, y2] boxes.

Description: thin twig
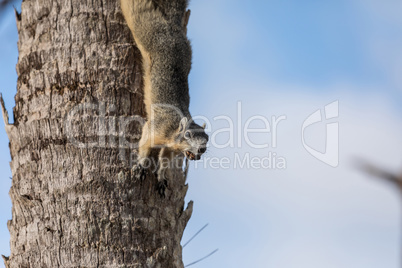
[[355, 158, 402, 191], [182, 223, 208, 248], [0, 0, 15, 13], [184, 249, 219, 267]]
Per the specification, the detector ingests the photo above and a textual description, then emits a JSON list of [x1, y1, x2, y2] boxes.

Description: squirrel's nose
[[198, 147, 206, 154]]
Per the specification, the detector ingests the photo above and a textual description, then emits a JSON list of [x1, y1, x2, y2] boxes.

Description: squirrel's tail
[[121, 0, 191, 58]]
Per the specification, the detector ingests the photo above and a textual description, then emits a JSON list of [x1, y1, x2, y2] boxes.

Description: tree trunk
[[1, 0, 193, 267]]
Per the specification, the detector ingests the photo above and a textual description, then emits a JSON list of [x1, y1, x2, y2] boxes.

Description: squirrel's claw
[[156, 178, 168, 198], [132, 164, 147, 181]]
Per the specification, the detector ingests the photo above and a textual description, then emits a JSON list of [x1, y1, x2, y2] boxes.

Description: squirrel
[[120, 0, 209, 196]]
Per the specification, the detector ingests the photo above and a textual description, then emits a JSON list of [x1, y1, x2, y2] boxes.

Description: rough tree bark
[[1, 0, 193, 267]]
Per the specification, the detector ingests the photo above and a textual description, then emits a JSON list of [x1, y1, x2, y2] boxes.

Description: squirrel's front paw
[[156, 178, 168, 198], [132, 164, 147, 181]]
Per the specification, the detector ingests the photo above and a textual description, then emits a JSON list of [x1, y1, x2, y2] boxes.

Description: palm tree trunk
[[1, 0, 192, 267]]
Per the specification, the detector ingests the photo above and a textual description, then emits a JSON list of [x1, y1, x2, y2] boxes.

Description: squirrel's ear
[[202, 123, 206, 129], [178, 117, 188, 133]]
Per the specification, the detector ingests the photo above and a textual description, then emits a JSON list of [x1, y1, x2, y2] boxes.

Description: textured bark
[[1, 0, 193, 267]]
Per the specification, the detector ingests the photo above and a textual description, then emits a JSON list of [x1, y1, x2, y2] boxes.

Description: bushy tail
[[120, 0, 190, 55]]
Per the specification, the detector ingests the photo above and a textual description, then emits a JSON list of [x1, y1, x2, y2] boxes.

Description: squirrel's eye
[[184, 131, 191, 139]]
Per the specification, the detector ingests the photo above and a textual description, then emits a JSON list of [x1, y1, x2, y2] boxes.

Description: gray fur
[[121, 0, 208, 195]]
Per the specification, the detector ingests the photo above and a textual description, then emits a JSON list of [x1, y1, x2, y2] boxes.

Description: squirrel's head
[[176, 117, 208, 161]]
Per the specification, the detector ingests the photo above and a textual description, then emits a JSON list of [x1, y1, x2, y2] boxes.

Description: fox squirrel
[[120, 0, 208, 196]]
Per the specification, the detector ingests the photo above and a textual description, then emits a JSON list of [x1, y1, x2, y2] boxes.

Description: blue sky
[[1, 0, 402, 267], [0, 1, 19, 263]]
